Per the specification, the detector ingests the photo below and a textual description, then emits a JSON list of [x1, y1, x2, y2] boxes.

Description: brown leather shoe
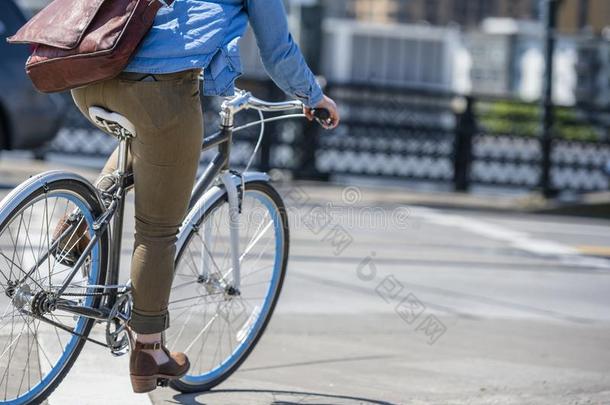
[[130, 341, 190, 393], [51, 213, 91, 266]]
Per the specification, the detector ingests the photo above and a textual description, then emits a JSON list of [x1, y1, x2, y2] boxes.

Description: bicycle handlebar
[[223, 89, 332, 128], [246, 94, 303, 112]]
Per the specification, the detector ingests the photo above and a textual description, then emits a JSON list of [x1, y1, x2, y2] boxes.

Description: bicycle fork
[[220, 172, 242, 293]]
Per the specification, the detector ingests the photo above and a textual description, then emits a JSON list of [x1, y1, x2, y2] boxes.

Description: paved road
[[1, 160, 610, 404]]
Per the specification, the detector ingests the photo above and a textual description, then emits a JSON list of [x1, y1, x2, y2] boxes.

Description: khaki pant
[[71, 69, 204, 334]]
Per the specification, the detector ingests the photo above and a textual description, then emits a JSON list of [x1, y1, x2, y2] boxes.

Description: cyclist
[[53, 0, 340, 393]]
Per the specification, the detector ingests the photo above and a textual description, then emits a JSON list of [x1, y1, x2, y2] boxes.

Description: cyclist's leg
[[102, 69, 204, 334], [96, 147, 134, 190]]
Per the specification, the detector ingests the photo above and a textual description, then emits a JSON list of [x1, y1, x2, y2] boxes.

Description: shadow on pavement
[[239, 354, 396, 372], [172, 389, 397, 405]]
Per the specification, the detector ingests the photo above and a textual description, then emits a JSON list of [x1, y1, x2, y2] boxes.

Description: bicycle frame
[[47, 88, 305, 341]]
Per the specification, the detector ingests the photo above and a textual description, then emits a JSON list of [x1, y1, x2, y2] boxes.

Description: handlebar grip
[[312, 108, 331, 121]]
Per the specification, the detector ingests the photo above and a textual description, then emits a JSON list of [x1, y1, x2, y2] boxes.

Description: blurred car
[[0, 0, 65, 151]]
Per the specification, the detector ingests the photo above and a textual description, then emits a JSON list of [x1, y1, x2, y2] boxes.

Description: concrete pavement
[[1, 155, 610, 404]]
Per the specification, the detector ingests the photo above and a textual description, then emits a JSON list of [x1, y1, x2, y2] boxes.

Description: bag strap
[[157, 0, 175, 7]]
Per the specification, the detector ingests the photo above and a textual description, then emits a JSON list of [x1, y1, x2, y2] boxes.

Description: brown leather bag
[[7, 0, 173, 93]]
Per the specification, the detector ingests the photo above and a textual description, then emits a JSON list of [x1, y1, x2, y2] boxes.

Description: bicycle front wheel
[[0, 173, 108, 404], [168, 180, 289, 393]]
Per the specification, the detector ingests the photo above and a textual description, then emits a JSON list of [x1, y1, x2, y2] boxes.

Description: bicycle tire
[[0, 172, 109, 404], [169, 180, 289, 393]]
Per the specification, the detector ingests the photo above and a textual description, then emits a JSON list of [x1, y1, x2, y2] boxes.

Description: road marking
[[470, 216, 610, 238], [412, 207, 610, 270], [576, 246, 610, 258]]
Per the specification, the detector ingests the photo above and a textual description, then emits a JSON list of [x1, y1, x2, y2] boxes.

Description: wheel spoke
[[5, 213, 25, 283], [166, 187, 286, 387], [0, 187, 103, 402]]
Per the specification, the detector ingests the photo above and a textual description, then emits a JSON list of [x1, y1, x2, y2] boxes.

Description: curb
[[535, 192, 610, 219], [277, 181, 544, 214]]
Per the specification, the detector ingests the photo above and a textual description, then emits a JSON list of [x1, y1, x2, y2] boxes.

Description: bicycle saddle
[[89, 106, 137, 138]]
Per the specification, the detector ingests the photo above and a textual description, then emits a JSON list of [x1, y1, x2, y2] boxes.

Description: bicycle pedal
[[157, 378, 170, 387]]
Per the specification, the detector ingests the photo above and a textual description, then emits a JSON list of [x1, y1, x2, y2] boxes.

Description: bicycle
[[0, 85, 331, 404]]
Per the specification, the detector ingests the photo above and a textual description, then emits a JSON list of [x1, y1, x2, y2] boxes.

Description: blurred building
[[17, 0, 610, 35], [559, 1, 610, 106], [14, 0, 610, 106], [326, 0, 610, 35], [325, 0, 537, 27], [320, 19, 461, 89], [321, 0, 610, 105], [558, 0, 610, 34], [465, 19, 579, 104]]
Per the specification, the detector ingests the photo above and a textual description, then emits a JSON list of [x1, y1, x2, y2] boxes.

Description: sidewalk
[[1, 154, 608, 217], [286, 181, 610, 218], [0, 153, 99, 188], [280, 180, 547, 212]]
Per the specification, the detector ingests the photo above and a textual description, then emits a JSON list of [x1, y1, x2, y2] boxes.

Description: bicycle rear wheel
[[168, 181, 289, 393], [0, 173, 108, 404]]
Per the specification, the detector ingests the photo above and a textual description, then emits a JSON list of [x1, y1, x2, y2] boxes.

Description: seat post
[[87, 106, 136, 177], [116, 137, 130, 176], [107, 133, 131, 298]]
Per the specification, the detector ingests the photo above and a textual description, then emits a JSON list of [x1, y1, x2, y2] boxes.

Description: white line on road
[[412, 207, 610, 270]]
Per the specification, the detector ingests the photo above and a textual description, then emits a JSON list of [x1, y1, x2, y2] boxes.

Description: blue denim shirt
[[124, 0, 323, 107]]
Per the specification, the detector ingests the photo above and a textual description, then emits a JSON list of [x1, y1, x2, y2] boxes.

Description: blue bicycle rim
[[181, 190, 284, 385], [4, 192, 100, 404]]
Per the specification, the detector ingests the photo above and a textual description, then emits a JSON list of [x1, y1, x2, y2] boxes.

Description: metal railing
[[46, 79, 610, 195]]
